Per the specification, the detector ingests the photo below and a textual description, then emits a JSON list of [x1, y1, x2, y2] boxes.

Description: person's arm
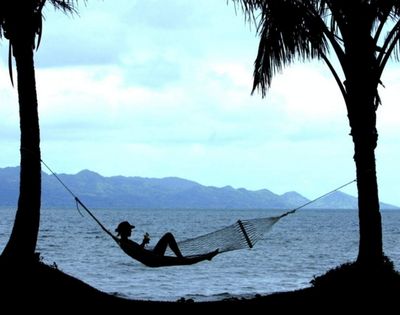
[[140, 232, 150, 248]]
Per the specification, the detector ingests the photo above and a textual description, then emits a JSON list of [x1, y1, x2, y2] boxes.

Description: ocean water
[[0, 207, 399, 301]]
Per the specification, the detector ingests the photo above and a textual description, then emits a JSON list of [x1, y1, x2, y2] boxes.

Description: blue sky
[[1, 0, 400, 206]]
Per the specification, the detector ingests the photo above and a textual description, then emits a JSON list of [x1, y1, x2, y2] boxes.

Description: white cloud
[[1, 0, 400, 206]]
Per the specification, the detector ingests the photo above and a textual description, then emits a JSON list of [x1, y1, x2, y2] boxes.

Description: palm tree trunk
[[346, 81, 383, 267], [1, 38, 41, 261], [343, 27, 384, 266], [353, 131, 383, 266]]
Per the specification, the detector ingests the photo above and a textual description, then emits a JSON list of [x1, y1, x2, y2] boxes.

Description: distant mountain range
[[0, 166, 397, 210]]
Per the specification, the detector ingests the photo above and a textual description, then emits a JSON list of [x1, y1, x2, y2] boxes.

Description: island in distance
[[0, 166, 397, 210]]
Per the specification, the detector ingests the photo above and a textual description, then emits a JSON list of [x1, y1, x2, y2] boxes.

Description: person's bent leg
[[153, 232, 183, 258]]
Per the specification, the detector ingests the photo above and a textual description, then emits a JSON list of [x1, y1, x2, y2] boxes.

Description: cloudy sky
[[1, 0, 400, 206]]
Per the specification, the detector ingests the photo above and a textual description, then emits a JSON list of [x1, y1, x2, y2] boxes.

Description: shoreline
[[1, 258, 399, 311]]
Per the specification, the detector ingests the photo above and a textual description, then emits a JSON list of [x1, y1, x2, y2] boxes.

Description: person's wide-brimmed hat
[[115, 221, 135, 235]]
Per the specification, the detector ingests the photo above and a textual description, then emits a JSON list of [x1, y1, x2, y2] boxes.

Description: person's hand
[[143, 232, 150, 245]]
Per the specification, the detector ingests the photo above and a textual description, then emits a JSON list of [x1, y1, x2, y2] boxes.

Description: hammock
[[72, 178, 355, 263], [174, 213, 290, 256], [73, 196, 286, 255], [173, 179, 356, 256], [40, 158, 356, 267], [118, 238, 220, 268], [75, 196, 292, 266]]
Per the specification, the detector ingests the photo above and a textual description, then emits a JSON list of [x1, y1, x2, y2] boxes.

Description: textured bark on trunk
[[352, 128, 383, 266], [342, 23, 384, 267], [2, 38, 41, 260], [345, 74, 383, 267]]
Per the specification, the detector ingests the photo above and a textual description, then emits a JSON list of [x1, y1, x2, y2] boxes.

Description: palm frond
[[8, 42, 13, 86], [233, 0, 400, 97], [0, 0, 85, 86], [49, 0, 81, 15], [36, 0, 83, 48], [250, 1, 329, 96]]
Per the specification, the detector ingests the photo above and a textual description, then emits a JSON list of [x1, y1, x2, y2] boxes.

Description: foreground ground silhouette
[[0, 256, 399, 312]]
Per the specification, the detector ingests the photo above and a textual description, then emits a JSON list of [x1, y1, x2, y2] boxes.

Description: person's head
[[115, 221, 135, 238]]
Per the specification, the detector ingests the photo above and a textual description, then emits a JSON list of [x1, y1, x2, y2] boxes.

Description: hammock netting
[[41, 158, 356, 266], [166, 212, 291, 256]]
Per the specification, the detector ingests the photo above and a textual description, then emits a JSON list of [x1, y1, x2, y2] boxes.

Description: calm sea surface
[[0, 207, 399, 301]]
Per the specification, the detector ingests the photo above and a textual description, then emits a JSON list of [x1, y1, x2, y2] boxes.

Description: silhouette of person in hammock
[[114, 221, 219, 267]]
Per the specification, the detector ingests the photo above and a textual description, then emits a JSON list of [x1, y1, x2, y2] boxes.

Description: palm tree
[[233, 0, 400, 267], [0, 0, 80, 261]]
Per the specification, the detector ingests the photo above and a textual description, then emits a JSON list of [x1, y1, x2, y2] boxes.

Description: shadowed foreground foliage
[[0, 257, 398, 312]]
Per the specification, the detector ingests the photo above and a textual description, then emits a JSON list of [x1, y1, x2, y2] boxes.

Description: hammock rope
[[41, 158, 356, 257], [174, 178, 355, 256]]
